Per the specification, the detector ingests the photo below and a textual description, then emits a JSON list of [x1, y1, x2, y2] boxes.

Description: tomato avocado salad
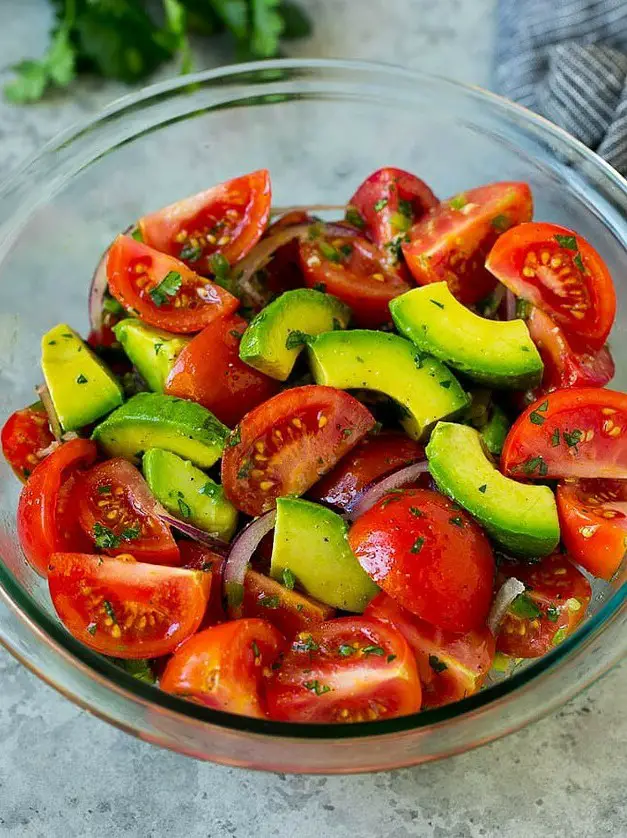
[[2, 166, 624, 723]]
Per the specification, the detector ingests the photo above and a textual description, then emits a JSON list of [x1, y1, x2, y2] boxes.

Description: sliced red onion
[[348, 461, 430, 520], [487, 577, 526, 635], [504, 288, 517, 321], [223, 510, 277, 618], [270, 204, 346, 218], [35, 383, 62, 441], [89, 249, 109, 334], [158, 514, 230, 556]]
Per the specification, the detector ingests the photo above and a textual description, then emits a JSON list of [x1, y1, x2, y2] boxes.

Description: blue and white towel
[[495, 0, 627, 175]]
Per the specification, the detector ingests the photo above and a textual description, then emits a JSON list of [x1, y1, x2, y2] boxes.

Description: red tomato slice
[[1, 403, 55, 481], [501, 388, 627, 480], [265, 617, 421, 723], [496, 554, 591, 658], [17, 439, 97, 575], [308, 431, 425, 513], [347, 167, 438, 256], [160, 619, 284, 718], [138, 169, 271, 271], [165, 314, 279, 427], [402, 181, 533, 305], [180, 540, 226, 627], [76, 458, 180, 565], [365, 592, 495, 708], [348, 488, 495, 632], [486, 222, 616, 351], [107, 235, 239, 333], [300, 234, 412, 327], [48, 552, 210, 659], [242, 570, 335, 639], [526, 306, 614, 393], [557, 479, 627, 581], [221, 385, 376, 517]]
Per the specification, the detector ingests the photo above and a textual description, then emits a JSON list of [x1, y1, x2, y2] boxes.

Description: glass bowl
[[0, 59, 625, 774]]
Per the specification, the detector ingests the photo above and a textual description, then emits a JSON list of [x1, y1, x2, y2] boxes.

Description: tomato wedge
[[496, 554, 591, 658], [180, 540, 226, 626], [1, 403, 54, 481], [242, 570, 335, 638], [17, 439, 97, 575], [265, 617, 421, 723], [48, 553, 210, 658], [165, 313, 279, 427], [221, 385, 376, 517], [365, 592, 495, 708], [403, 182, 533, 305], [107, 235, 239, 333], [138, 169, 271, 271], [501, 388, 627, 480], [300, 233, 412, 327], [76, 458, 180, 565], [486, 222, 616, 351], [349, 488, 495, 632], [557, 479, 627, 580], [161, 619, 284, 717], [526, 307, 614, 393], [308, 430, 425, 513], [347, 167, 438, 256]]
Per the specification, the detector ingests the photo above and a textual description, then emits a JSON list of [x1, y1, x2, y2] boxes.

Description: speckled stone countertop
[[0, 1, 625, 836]]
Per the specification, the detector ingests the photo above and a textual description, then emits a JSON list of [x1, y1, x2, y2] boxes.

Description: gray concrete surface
[[0, 1, 625, 836]]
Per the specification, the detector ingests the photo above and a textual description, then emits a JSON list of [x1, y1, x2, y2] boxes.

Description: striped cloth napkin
[[494, 0, 627, 175]]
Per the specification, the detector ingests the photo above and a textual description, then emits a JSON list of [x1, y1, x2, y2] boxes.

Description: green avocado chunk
[[239, 289, 352, 381], [390, 282, 543, 389], [307, 329, 469, 440], [143, 449, 237, 541], [41, 323, 124, 432], [92, 392, 228, 468], [270, 497, 379, 612], [426, 422, 560, 557], [113, 319, 190, 392]]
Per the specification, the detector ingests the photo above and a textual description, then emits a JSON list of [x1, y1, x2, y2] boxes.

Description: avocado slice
[[143, 449, 237, 541], [41, 324, 124, 432], [426, 422, 559, 557], [390, 282, 543, 389], [113, 319, 190, 392], [307, 329, 469, 440], [239, 289, 352, 381], [92, 392, 228, 468], [270, 497, 379, 612]]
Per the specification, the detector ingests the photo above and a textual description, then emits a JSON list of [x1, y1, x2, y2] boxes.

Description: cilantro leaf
[[150, 271, 183, 307]]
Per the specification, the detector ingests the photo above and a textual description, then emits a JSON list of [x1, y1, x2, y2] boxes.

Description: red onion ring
[[88, 250, 109, 334], [270, 204, 346, 218], [487, 577, 526, 635], [158, 514, 230, 556], [504, 289, 517, 321], [223, 510, 276, 618], [35, 383, 62, 441], [348, 461, 430, 520]]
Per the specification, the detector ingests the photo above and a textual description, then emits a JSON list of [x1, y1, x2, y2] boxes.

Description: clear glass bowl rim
[[0, 57, 625, 745]]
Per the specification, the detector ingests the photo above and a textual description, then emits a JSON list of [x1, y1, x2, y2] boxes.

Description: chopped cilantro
[[574, 253, 585, 272], [149, 271, 182, 307], [398, 198, 413, 219], [93, 523, 120, 550], [281, 568, 296, 590], [179, 242, 202, 262], [537, 400, 549, 412], [362, 645, 385, 656], [410, 536, 425, 554], [521, 455, 547, 476], [227, 427, 241, 447], [229, 329, 243, 340], [551, 428, 560, 447], [154, 343, 163, 355], [552, 627, 568, 646], [428, 654, 448, 673], [121, 526, 140, 541], [339, 243, 353, 258], [563, 429, 583, 448], [86, 623, 97, 636], [237, 460, 252, 480], [338, 644, 356, 657], [554, 234, 578, 250], [199, 481, 218, 498], [409, 506, 423, 517], [449, 516, 464, 527], [76, 374, 88, 384], [259, 595, 280, 609], [389, 211, 411, 233], [251, 640, 260, 659], [345, 207, 366, 229], [449, 193, 467, 210], [319, 241, 341, 262], [529, 410, 545, 426], [103, 600, 117, 623], [131, 228, 144, 243], [286, 330, 310, 350], [98, 485, 112, 495], [440, 380, 452, 389], [546, 605, 560, 623], [374, 198, 388, 212], [478, 484, 487, 494], [430, 299, 445, 310], [313, 282, 327, 293], [387, 654, 397, 663], [491, 214, 511, 232], [303, 680, 331, 695], [509, 593, 542, 620], [177, 497, 192, 519]]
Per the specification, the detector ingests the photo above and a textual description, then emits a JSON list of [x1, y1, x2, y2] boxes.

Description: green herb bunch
[[5, 0, 311, 104]]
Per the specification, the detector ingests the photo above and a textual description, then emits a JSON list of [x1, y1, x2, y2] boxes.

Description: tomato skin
[[300, 234, 412, 328], [501, 388, 627, 480], [486, 222, 616, 351], [180, 541, 226, 626], [308, 431, 425, 513], [242, 570, 335, 638], [139, 169, 271, 271], [161, 619, 284, 718], [221, 385, 376, 517], [348, 167, 438, 254], [557, 479, 627, 581], [365, 592, 495, 708], [48, 553, 211, 658], [403, 182, 533, 305], [107, 235, 239, 334], [165, 314, 279, 427], [348, 488, 495, 632], [17, 439, 97, 575], [265, 617, 421, 723], [496, 554, 591, 658], [76, 458, 180, 566], [1, 403, 55, 482]]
